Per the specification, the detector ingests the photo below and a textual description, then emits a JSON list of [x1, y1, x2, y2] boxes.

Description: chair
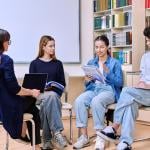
[[62, 71, 73, 144], [1, 113, 35, 150], [105, 103, 116, 125], [62, 102, 73, 144], [63, 71, 69, 103]]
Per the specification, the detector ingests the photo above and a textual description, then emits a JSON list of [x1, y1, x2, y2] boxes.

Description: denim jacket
[[84, 56, 123, 102]]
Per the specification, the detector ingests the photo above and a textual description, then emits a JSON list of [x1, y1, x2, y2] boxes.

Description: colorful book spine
[[112, 50, 132, 64], [145, 0, 150, 8], [93, 0, 97, 12], [94, 15, 111, 30], [112, 12, 132, 27], [94, 16, 101, 30]]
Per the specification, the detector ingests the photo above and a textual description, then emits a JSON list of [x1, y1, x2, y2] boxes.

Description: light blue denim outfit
[[75, 56, 123, 130], [37, 91, 63, 143], [114, 51, 150, 145]]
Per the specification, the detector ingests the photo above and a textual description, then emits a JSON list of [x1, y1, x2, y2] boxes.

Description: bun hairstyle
[[94, 35, 109, 46]]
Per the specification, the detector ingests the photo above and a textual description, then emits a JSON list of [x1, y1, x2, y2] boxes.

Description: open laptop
[[22, 73, 48, 93]]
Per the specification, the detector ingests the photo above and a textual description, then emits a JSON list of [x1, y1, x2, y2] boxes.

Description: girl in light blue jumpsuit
[[99, 27, 150, 150]]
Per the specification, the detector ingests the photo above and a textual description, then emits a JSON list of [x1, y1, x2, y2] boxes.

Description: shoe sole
[[73, 142, 90, 149], [97, 132, 118, 144]]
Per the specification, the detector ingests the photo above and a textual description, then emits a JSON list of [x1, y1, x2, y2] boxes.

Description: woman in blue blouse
[[29, 35, 67, 150], [73, 35, 123, 150], [0, 29, 41, 150]]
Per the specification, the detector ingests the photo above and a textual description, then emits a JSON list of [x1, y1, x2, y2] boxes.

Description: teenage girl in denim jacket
[[73, 35, 123, 150]]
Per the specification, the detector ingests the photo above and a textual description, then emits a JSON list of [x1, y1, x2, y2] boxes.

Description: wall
[[14, 0, 93, 78]]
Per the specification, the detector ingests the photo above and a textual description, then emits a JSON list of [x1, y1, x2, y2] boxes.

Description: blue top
[[29, 58, 66, 96], [85, 56, 123, 101], [0, 54, 24, 138]]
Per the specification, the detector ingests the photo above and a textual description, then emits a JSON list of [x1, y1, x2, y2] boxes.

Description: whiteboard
[[0, 0, 80, 63]]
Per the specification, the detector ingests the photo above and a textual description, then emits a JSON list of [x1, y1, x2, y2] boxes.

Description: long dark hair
[[94, 35, 111, 56], [37, 35, 56, 60]]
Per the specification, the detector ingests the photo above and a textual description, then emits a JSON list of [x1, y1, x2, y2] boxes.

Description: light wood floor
[[1, 117, 150, 150]]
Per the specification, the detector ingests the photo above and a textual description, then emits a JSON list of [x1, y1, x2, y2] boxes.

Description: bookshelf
[[93, 0, 145, 72]]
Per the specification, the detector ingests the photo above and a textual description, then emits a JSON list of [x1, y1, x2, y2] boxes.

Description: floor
[[1, 117, 150, 150]]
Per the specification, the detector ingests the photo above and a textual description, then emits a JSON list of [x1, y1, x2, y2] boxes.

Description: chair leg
[[5, 132, 9, 150], [69, 109, 73, 144], [28, 119, 35, 150], [78, 128, 81, 138], [134, 136, 150, 142]]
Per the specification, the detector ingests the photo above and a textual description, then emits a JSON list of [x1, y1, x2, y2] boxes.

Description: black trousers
[[22, 96, 41, 145]]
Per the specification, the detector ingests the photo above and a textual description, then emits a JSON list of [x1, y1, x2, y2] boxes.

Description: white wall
[[14, 0, 93, 77]]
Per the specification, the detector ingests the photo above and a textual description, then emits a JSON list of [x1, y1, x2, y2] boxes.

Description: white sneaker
[[94, 135, 105, 150], [117, 141, 132, 150], [98, 126, 117, 143], [52, 132, 67, 149], [73, 135, 90, 149]]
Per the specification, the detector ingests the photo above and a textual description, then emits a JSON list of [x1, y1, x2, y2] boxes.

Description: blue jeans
[[74, 83, 115, 130], [114, 87, 150, 144], [37, 91, 63, 142]]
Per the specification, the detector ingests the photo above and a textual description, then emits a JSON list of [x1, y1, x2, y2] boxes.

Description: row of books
[[145, 0, 150, 8], [94, 15, 111, 30], [94, 12, 131, 30], [112, 50, 132, 64], [112, 0, 132, 9], [112, 31, 132, 46], [93, 0, 132, 12], [93, 0, 111, 12], [112, 12, 132, 27]]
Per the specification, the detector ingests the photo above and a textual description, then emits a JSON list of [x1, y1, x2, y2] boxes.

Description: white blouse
[[140, 51, 150, 84]]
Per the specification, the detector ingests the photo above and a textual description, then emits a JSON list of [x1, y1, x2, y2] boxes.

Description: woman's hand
[[84, 75, 93, 82], [137, 81, 146, 88], [135, 81, 150, 89], [31, 89, 40, 98]]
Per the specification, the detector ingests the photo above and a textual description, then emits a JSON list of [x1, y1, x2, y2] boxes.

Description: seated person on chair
[[0, 29, 41, 150], [99, 26, 150, 150], [29, 35, 67, 150], [73, 35, 123, 149]]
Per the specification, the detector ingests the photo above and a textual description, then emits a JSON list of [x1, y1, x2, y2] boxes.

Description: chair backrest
[[64, 71, 69, 102]]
